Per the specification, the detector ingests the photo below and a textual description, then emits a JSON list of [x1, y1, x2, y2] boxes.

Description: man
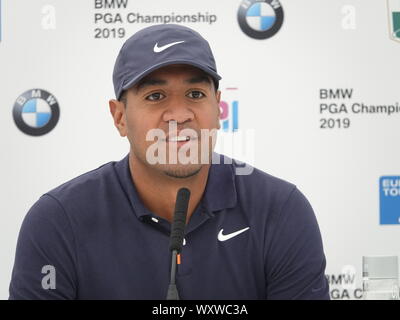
[[9, 24, 330, 299]]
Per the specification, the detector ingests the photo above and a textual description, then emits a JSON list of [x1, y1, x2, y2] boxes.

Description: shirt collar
[[114, 152, 237, 220], [202, 153, 237, 214]]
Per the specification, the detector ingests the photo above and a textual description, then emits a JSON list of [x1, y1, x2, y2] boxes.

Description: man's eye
[[187, 91, 205, 99], [146, 92, 164, 101]]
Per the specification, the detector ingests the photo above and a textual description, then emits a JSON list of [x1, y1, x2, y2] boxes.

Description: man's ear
[[109, 99, 127, 137], [216, 90, 221, 129], [216, 90, 221, 104]]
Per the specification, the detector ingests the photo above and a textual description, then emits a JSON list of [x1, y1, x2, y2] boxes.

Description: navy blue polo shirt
[[9, 153, 329, 300]]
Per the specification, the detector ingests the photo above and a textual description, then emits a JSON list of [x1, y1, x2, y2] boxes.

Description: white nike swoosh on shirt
[[218, 227, 250, 242], [153, 40, 185, 53]]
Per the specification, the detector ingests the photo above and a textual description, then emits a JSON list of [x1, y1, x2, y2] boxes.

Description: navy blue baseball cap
[[113, 24, 222, 99]]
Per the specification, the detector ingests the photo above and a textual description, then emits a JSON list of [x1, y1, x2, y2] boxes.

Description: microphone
[[166, 187, 190, 300]]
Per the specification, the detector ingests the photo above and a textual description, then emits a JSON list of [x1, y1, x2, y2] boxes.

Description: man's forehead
[[144, 64, 210, 80], [134, 64, 212, 91]]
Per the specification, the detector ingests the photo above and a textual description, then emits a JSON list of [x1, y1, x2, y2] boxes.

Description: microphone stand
[[166, 188, 190, 300], [166, 250, 180, 300]]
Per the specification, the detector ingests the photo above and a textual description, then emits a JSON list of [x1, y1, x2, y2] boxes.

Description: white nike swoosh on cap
[[153, 40, 185, 53], [218, 227, 250, 242]]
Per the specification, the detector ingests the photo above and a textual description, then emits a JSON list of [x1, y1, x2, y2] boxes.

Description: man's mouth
[[167, 136, 191, 142]]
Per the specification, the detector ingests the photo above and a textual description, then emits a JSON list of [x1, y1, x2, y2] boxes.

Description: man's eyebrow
[[135, 78, 167, 92], [135, 75, 212, 92], [185, 75, 212, 86]]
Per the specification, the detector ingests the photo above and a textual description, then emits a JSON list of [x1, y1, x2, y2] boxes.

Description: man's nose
[[162, 100, 195, 124]]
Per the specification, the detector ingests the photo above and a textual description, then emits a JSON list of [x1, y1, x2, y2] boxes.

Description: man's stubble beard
[[163, 163, 203, 179], [131, 140, 213, 179]]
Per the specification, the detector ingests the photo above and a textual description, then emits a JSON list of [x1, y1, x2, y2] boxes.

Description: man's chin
[[161, 164, 203, 179]]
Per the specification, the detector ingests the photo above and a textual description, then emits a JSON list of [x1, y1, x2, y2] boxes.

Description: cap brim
[[120, 60, 222, 98]]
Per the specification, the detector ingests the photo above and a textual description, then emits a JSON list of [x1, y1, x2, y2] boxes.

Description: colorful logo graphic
[[380, 176, 400, 225], [13, 89, 60, 136], [219, 88, 239, 132], [388, 0, 400, 42], [238, 0, 284, 40]]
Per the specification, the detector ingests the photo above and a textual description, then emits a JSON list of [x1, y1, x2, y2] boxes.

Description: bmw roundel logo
[[238, 0, 284, 40], [13, 89, 60, 136]]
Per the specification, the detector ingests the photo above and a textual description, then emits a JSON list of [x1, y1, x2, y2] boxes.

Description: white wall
[[1, 0, 399, 300]]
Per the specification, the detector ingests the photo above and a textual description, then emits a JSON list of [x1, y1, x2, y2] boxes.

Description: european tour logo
[[380, 176, 400, 225]]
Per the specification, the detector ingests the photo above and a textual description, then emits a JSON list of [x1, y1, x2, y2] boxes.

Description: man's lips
[[158, 134, 197, 150], [164, 132, 199, 142], [165, 136, 198, 146], [167, 136, 191, 142]]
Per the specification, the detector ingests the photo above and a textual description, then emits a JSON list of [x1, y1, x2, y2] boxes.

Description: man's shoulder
[[217, 156, 304, 220], [46, 160, 118, 201], [19, 157, 129, 244], [230, 157, 297, 202], [24, 158, 125, 228]]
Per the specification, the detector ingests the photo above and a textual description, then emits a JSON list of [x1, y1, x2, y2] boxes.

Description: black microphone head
[[169, 188, 191, 253]]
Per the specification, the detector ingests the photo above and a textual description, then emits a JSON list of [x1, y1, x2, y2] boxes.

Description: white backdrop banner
[[0, 0, 399, 300]]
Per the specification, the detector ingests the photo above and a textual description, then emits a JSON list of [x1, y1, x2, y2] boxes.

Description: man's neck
[[129, 153, 210, 223]]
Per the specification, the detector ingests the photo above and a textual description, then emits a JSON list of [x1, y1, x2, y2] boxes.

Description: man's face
[[111, 64, 221, 178]]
